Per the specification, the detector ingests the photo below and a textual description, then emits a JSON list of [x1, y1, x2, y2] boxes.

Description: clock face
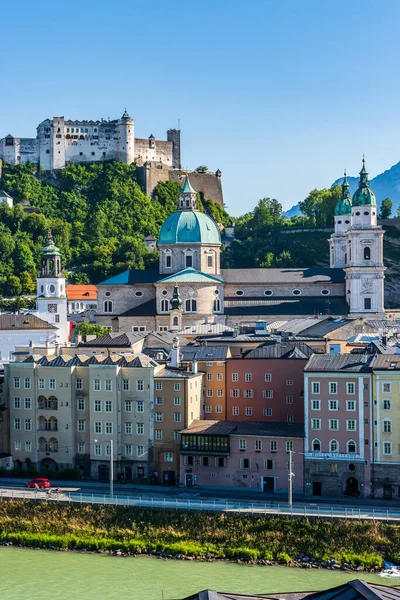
[[48, 304, 58, 314]]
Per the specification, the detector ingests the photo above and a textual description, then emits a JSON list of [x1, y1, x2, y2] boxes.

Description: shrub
[[276, 552, 292, 564]]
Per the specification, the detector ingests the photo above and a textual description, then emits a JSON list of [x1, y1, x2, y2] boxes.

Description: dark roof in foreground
[[78, 332, 145, 347], [180, 580, 400, 600], [221, 267, 345, 284], [180, 420, 304, 438], [305, 354, 374, 372], [0, 314, 57, 330], [98, 269, 159, 285], [244, 342, 315, 359]]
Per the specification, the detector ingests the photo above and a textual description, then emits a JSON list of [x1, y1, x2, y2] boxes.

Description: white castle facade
[[0, 111, 181, 171]]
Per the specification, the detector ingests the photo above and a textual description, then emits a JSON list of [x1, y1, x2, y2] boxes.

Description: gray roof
[[78, 332, 145, 347], [23, 352, 159, 368], [221, 268, 345, 284], [156, 367, 201, 379], [224, 297, 349, 317], [0, 314, 57, 330], [180, 581, 400, 600], [371, 355, 400, 370], [305, 354, 374, 372], [180, 345, 230, 361], [180, 420, 304, 438], [0, 190, 12, 198], [244, 342, 315, 359]]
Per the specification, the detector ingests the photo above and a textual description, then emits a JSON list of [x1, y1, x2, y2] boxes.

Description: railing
[[1, 488, 399, 521]]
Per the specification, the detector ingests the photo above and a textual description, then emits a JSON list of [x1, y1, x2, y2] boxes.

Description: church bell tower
[[36, 230, 69, 343]]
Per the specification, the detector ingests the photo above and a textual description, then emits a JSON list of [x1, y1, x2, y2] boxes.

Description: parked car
[[25, 478, 51, 489]]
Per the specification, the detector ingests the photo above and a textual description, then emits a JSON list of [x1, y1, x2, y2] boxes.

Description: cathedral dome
[[335, 171, 352, 216], [158, 210, 221, 245]]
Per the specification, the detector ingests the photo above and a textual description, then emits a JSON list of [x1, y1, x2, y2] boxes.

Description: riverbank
[[0, 500, 398, 570]]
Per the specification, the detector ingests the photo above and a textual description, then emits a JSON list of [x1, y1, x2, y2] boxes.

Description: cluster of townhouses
[[0, 163, 399, 500], [2, 334, 399, 500]]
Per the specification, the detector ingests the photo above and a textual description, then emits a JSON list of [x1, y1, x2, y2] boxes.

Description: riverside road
[[0, 479, 399, 521]]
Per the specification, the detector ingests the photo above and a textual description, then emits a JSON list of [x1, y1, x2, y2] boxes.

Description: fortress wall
[[135, 139, 173, 167]]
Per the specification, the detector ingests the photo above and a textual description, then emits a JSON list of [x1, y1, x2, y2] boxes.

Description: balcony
[[38, 437, 58, 453], [181, 434, 230, 456], [37, 395, 58, 410]]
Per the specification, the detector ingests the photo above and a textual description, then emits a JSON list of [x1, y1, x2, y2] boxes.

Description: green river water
[[0, 547, 393, 600]]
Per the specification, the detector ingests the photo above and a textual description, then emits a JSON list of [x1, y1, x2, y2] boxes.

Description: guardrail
[[1, 488, 399, 521]]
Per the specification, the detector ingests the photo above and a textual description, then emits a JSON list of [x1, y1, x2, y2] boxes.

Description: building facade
[[371, 355, 400, 500], [226, 343, 313, 423], [304, 354, 373, 498], [5, 353, 162, 480], [179, 420, 304, 492]]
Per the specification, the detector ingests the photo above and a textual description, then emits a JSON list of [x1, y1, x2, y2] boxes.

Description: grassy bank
[[0, 501, 398, 568]]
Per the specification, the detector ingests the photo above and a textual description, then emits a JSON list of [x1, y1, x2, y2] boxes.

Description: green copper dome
[[352, 159, 376, 207], [41, 230, 61, 256], [158, 210, 221, 245], [335, 172, 352, 216]]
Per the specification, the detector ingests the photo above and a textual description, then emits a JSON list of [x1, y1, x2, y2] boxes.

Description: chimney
[[29, 340, 34, 356], [191, 361, 198, 374], [169, 336, 181, 368]]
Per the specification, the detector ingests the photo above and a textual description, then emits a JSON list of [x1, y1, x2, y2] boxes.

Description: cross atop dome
[[179, 173, 198, 210]]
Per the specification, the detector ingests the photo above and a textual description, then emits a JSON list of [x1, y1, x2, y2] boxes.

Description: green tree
[[195, 165, 208, 173], [74, 320, 109, 339], [3, 275, 22, 297], [20, 271, 36, 294], [299, 186, 341, 227], [379, 197, 393, 219]]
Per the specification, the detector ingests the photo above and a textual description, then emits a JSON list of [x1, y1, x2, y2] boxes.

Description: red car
[[25, 478, 51, 489]]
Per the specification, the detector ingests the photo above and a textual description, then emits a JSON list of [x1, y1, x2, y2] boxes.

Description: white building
[[0, 314, 57, 364], [66, 285, 97, 315]]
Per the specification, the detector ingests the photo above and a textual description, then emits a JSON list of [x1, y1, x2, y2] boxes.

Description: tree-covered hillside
[[0, 162, 231, 294]]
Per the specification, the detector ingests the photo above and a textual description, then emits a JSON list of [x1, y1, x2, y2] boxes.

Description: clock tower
[[36, 230, 69, 343]]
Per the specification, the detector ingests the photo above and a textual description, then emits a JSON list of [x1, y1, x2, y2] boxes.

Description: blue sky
[[1, 0, 400, 215]]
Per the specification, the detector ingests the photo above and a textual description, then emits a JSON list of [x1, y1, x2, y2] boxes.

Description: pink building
[[179, 420, 304, 493], [304, 354, 373, 498], [226, 343, 314, 423]]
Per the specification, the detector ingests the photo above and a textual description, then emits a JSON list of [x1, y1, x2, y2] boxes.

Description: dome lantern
[[352, 157, 377, 207]]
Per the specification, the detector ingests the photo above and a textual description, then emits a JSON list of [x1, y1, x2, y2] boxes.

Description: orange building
[[66, 285, 97, 314]]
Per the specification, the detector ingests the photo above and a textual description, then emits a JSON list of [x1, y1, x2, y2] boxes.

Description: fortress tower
[[117, 109, 135, 165]]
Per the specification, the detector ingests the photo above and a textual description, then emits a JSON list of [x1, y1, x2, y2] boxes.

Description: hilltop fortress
[[0, 111, 224, 205]]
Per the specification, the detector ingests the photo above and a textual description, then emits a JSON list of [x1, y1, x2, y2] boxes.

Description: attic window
[[292, 289, 301, 296], [321, 289, 330, 295], [83, 292, 90, 296], [264, 290, 273, 296]]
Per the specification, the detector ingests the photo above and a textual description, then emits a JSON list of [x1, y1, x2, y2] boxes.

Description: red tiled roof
[[66, 285, 97, 301]]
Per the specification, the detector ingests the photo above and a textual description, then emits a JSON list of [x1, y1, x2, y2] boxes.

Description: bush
[[276, 552, 292, 564]]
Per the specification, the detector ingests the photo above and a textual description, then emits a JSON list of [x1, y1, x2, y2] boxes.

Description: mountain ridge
[[283, 161, 400, 218]]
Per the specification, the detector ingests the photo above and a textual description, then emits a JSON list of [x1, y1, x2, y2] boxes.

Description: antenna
[[178, 118, 180, 131]]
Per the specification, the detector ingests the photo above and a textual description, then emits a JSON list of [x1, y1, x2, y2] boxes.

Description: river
[[0, 547, 392, 600]]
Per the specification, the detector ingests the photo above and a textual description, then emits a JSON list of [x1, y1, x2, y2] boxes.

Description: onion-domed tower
[[158, 174, 221, 275], [330, 171, 352, 268], [345, 159, 385, 313]]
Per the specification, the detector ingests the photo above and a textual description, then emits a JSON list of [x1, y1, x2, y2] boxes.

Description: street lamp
[[288, 450, 294, 508]]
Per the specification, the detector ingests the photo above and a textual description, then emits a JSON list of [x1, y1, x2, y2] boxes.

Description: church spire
[[178, 173, 198, 210], [170, 283, 182, 311], [334, 170, 352, 216]]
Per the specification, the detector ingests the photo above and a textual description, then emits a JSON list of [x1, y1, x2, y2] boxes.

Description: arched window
[[364, 246, 371, 260], [329, 439, 339, 453], [312, 439, 321, 452], [173, 316, 179, 326], [49, 438, 58, 453], [347, 440, 357, 454], [185, 299, 197, 312], [104, 300, 113, 313], [38, 437, 48, 452], [383, 419, 392, 434], [213, 298, 221, 312], [160, 299, 169, 313]]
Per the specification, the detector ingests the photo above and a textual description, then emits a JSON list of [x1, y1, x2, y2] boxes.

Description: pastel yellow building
[[371, 355, 400, 500]]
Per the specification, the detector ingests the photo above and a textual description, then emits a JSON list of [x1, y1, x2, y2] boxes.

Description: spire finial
[[344, 168, 347, 177]]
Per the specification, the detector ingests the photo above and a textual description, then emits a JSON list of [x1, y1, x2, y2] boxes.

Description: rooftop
[[180, 420, 304, 438], [180, 345, 230, 361], [305, 354, 374, 373], [0, 314, 57, 331], [157, 268, 223, 284], [156, 367, 202, 379], [223, 297, 349, 317], [371, 355, 400, 370], [66, 285, 97, 301], [221, 268, 345, 284], [98, 269, 159, 286], [243, 342, 315, 359], [22, 352, 159, 368], [181, 581, 400, 600], [78, 332, 145, 347]]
